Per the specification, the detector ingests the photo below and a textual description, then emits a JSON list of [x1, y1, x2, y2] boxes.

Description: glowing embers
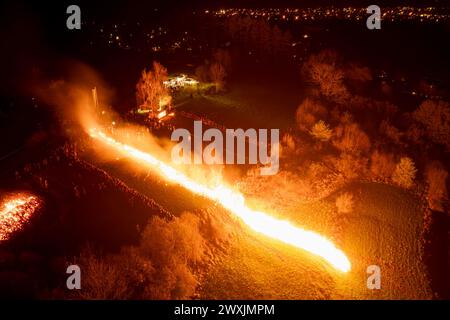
[[88, 128, 351, 273], [0, 193, 41, 241]]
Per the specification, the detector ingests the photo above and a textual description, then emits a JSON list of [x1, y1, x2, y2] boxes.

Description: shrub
[[310, 120, 332, 141], [336, 192, 354, 214], [76, 247, 134, 299], [74, 212, 208, 300], [144, 261, 197, 299], [392, 157, 417, 189], [140, 213, 205, 267]]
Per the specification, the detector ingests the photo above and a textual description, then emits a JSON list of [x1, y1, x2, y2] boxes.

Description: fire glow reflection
[[88, 128, 351, 273]]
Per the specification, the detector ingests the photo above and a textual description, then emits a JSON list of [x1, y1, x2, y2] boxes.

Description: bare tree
[[209, 62, 227, 92], [332, 153, 367, 180], [425, 161, 448, 212], [303, 50, 349, 102], [136, 61, 170, 117], [213, 48, 232, 73], [413, 100, 450, 150], [333, 122, 371, 154]]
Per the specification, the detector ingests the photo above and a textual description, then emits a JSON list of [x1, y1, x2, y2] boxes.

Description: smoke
[[30, 60, 109, 130], [30, 60, 225, 188]]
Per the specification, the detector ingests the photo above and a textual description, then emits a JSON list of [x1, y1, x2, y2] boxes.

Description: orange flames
[[0, 193, 41, 241], [88, 128, 351, 272]]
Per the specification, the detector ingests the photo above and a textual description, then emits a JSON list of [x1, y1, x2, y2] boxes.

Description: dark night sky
[[0, 0, 448, 95]]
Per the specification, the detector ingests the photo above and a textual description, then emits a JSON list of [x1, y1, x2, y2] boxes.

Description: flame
[[0, 193, 41, 241], [88, 128, 351, 272]]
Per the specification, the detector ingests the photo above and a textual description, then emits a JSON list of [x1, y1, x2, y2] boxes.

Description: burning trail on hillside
[[88, 127, 351, 273], [0, 193, 41, 241]]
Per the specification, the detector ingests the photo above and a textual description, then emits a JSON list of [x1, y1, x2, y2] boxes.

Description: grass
[[170, 80, 432, 299], [333, 182, 432, 299], [199, 181, 432, 299], [175, 79, 301, 129]]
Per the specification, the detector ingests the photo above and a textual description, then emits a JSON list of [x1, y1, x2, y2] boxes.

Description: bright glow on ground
[[0, 193, 41, 241], [89, 128, 351, 272]]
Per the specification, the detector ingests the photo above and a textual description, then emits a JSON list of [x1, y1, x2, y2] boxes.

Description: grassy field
[[175, 79, 302, 129]]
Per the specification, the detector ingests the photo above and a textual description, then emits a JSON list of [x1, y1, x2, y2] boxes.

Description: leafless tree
[[213, 49, 232, 73], [136, 61, 170, 116], [333, 122, 371, 154], [425, 161, 448, 212], [209, 62, 227, 92], [303, 50, 349, 102], [413, 100, 450, 150]]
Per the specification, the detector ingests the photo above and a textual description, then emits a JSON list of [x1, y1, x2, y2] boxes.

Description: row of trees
[[290, 49, 449, 212], [225, 16, 293, 59], [294, 101, 448, 210], [301, 50, 375, 104]]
